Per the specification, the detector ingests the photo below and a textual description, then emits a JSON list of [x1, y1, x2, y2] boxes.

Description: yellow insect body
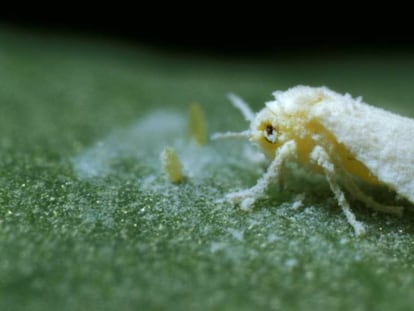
[[253, 101, 379, 185], [213, 86, 413, 235]]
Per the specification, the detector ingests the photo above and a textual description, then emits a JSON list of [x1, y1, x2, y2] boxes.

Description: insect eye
[[264, 125, 277, 143]]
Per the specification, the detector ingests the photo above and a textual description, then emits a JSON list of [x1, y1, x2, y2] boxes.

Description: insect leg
[[310, 146, 366, 236], [341, 174, 403, 216], [225, 140, 297, 210]]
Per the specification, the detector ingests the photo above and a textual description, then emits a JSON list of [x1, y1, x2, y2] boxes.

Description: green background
[[1, 27, 414, 310]]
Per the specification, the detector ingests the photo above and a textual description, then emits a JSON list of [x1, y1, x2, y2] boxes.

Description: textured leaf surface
[[1, 28, 414, 311]]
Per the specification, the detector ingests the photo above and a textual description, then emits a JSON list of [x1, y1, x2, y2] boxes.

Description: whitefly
[[213, 85, 414, 236]]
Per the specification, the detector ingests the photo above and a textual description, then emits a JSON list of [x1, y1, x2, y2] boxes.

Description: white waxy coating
[[214, 85, 414, 235], [269, 86, 414, 203]]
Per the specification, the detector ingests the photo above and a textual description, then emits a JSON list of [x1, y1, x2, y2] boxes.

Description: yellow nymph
[[213, 86, 414, 235]]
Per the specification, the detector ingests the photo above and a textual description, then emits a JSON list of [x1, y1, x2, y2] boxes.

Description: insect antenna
[[227, 93, 255, 122], [211, 130, 251, 140], [211, 93, 254, 141]]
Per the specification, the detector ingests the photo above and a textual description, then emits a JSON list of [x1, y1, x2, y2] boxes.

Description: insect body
[[213, 86, 414, 235]]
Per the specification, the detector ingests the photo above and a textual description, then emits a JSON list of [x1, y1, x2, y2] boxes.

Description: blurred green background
[[1, 26, 414, 310]]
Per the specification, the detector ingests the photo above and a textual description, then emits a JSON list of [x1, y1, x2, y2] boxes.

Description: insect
[[212, 85, 414, 235]]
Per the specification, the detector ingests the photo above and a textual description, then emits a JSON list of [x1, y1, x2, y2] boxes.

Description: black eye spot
[[264, 124, 277, 143], [266, 125, 274, 136]]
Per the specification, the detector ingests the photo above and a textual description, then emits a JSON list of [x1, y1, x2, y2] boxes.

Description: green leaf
[[1, 27, 414, 311]]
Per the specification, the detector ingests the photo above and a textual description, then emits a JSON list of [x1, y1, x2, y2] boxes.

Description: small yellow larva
[[213, 86, 413, 235], [188, 103, 207, 145], [160, 146, 184, 183]]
